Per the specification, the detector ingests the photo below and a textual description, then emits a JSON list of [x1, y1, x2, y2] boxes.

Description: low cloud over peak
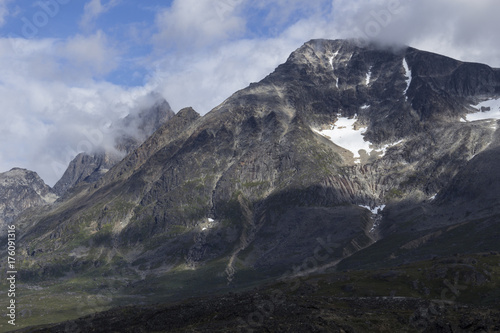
[[0, 0, 498, 186]]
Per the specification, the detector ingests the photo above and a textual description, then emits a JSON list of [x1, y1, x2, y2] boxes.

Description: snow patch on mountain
[[359, 204, 386, 233], [377, 140, 404, 157], [403, 58, 412, 100], [466, 98, 500, 121], [313, 117, 404, 163], [201, 218, 217, 231], [329, 50, 339, 70], [360, 205, 386, 215], [313, 117, 369, 162], [366, 67, 372, 85]]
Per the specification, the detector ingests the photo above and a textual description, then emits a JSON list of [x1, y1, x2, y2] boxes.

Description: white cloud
[[151, 37, 301, 114], [327, 0, 500, 67], [147, 2, 338, 114], [0, 36, 156, 186], [0, 0, 12, 27], [5, 32, 120, 81], [61, 31, 120, 77], [251, 0, 329, 31], [403, 0, 500, 67], [2, 0, 500, 188], [153, 0, 246, 50], [0, 76, 159, 185], [148, 0, 500, 118], [80, 0, 120, 31]]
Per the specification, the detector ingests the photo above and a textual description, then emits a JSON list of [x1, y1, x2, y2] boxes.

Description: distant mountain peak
[[3, 40, 500, 323], [53, 96, 175, 196], [0, 168, 57, 235]]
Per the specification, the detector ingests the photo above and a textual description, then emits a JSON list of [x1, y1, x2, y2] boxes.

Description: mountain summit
[[0, 168, 57, 235], [53, 97, 175, 197], [2, 39, 500, 330]]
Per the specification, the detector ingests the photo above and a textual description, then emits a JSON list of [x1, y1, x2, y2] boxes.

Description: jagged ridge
[[1, 40, 500, 331]]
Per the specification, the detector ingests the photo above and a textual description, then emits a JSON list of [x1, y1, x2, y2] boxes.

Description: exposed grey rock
[[52, 151, 120, 196], [5, 39, 500, 295], [53, 97, 175, 196], [0, 168, 57, 235]]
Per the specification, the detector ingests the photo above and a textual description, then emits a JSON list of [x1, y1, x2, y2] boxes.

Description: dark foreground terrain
[[17, 296, 500, 333], [15, 253, 500, 333]]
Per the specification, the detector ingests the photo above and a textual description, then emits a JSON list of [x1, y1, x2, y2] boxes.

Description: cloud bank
[[0, 0, 499, 186], [0, 35, 156, 185]]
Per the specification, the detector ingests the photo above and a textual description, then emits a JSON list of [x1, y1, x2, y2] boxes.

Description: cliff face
[[5, 39, 500, 295]]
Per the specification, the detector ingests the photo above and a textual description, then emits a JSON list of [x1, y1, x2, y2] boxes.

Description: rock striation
[[4, 39, 500, 300]]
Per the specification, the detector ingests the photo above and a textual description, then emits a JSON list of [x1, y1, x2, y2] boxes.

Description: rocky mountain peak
[[119, 98, 175, 148], [177, 106, 200, 119], [3, 40, 500, 329], [53, 96, 175, 196], [0, 168, 57, 235], [0, 168, 55, 197]]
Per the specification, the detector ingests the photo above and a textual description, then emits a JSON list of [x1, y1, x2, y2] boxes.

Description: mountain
[[0, 97, 173, 238], [0, 168, 57, 236], [2, 39, 500, 331], [52, 98, 175, 197]]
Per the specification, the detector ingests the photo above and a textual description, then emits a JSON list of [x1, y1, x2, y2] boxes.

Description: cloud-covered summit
[[0, 0, 499, 185]]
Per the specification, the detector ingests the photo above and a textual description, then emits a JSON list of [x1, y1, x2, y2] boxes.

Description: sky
[[0, 0, 499, 186]]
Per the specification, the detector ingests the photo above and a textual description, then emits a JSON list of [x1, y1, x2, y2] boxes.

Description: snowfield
[[366, 67, 372, 85], [466, 98, 500, 121], [313, 116, 403, 163], [359, 205, 386, 215], [403, 58, 412, 100]]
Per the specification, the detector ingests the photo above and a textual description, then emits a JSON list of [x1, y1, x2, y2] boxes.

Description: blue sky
[[1, 0, 499, 186], [2, 0, 331, 86], [5, 0, 178, 86]]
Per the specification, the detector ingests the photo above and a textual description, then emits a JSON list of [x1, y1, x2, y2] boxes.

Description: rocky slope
[[10, 39, 500, 276], [2, 39, 500, 331]]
